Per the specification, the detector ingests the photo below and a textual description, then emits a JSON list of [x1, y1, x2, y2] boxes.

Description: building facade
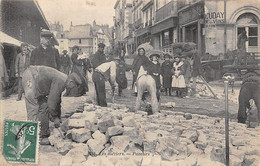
[[68, 24, 93, 54], [56, 31, 69, 53], [152, 0, 178, 53], [204, 0, 260, 56]]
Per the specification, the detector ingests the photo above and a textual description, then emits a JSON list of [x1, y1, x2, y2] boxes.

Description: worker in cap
[[92, 55, 120, 106], [22, 66, 79, 145], [30, 30, 60, 70]]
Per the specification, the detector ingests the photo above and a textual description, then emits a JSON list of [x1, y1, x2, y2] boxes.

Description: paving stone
[[60, 156, 73, 166], [65, 148, 86, 164], [210, 147, 226, 164], [98, 119, 115, 133], [68, 119, 85, 129], [90, 124, 99, 133], [54, 141, 73, 155], [82, 112, 98, 124], [70, 113, 86, 119], [243, 155, 258, 166], [110, 135, 130, 151], [122, 116, 137, 127], [184, 113, 192, 120], [68, 128, 92, 143], [113, 119, 123, 126], [230, 154, 243, 166], [71, 143, 89, 156], [92, 130, 107, 145], [87, 139, 105, 155], [231, 137, 249, 146], [181, 129, 199, 143], [106, 126, 124, 137]]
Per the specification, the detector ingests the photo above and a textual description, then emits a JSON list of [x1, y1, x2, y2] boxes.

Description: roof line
[[34, 0, 50, 29]]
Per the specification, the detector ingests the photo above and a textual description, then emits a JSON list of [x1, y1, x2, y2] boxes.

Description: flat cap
[[40, 31, 53, 38]]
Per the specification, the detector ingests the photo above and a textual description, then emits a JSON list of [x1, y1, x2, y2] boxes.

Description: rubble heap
[[48, 102, 260, 166]]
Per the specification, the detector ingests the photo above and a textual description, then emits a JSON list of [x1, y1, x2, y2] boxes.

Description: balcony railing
[[155, 1, 177, 23]]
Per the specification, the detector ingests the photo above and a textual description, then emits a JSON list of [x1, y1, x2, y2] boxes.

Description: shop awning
[[0, 31, 23, 47], [151, 17, 177, 34]]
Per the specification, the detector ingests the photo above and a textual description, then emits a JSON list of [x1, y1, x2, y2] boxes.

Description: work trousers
[[92, 71, 107, 107], [22, 68, 61, 138]]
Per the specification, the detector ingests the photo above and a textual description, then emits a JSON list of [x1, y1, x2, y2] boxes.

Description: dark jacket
[[161, 60, 173, 88], [71, 53, 89, 92], [30, 45, 60, 70], [147, 61, 161, 89], [132, 55, 149, 75], [60, 54, 71, 67], [90, 50, 106, 69]]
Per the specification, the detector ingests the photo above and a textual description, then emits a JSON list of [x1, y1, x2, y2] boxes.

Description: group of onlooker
[[131, 47, 202, 99]]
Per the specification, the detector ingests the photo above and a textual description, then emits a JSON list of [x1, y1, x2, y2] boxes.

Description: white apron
[[172, 61, 186, 88]]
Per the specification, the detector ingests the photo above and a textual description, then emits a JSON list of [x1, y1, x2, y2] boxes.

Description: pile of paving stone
[[48, 101, 260, 166]]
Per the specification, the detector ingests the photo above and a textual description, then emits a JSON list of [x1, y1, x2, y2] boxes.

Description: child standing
[[171, 55, 186, 98], [161, 54, 173, 96]]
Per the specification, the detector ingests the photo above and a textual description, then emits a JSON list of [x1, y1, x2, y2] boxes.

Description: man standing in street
[[92, 57, 120, 107], [15, 43, 31, 101], [22, 66, 71, 145], [60, 50, 71, 75], [90, 43, 108, 106], [30, 31, 60, 70]]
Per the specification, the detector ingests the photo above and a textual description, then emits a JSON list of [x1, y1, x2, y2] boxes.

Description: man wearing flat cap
[[30, 31, 60, 70], [90, 43, 110, 106]]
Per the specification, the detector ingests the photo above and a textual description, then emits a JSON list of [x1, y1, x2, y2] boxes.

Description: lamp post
[[223, 73, 235, 166]]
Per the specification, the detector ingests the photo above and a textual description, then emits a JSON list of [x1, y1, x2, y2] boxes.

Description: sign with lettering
[[205, 12, 225, 24]]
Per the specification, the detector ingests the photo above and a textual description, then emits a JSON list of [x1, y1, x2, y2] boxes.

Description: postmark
[[2, 120, 39, 164]]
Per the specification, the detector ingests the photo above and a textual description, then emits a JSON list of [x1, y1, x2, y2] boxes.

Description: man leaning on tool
[[22, 66, 75, 145], [91, 43, 119, 106]]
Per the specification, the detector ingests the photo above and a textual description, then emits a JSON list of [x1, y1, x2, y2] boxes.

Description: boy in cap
[[30, 31, 60, 70], [15, 43, 31, 101], [161, 53, 173, 96]]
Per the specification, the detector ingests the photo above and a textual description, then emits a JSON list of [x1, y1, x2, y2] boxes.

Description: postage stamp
[[2, 120, 39, 164]]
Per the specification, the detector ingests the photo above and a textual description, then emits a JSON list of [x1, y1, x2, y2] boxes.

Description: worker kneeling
[[22, 66, 74, 145], [135, 53, 161, 114]]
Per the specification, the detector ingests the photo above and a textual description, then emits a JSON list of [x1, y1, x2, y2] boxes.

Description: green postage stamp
[[2, 120, 39, 164]]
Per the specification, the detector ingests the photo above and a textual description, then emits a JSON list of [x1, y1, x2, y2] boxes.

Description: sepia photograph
[[0, 0, 260, 165]]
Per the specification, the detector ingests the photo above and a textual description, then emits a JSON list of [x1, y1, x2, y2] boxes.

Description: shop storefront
[[204, 0, 260, 55], [151, 18, 177, 51], [178, 1, 205, 55]]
